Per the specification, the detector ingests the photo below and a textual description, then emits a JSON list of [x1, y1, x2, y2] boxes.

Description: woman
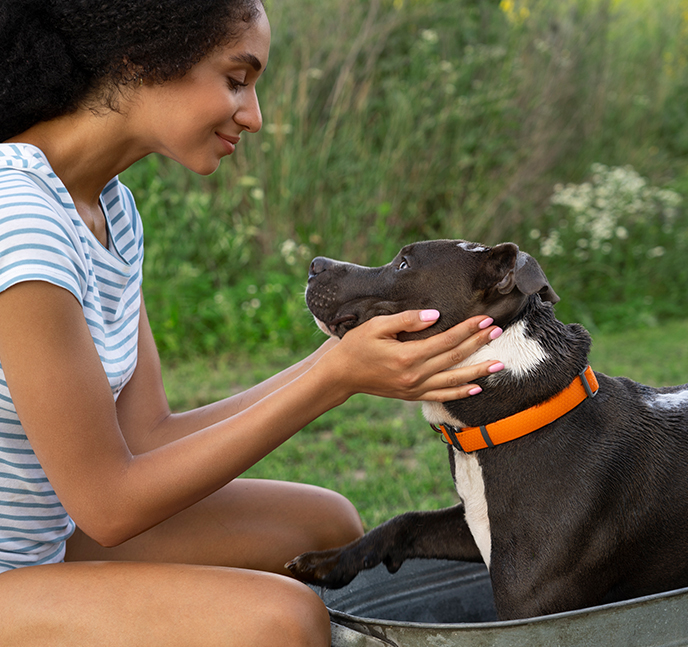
[[0, 1, 504, 645]]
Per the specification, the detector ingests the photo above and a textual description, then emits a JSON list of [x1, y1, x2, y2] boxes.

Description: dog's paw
[[286, 548, 360, 589]]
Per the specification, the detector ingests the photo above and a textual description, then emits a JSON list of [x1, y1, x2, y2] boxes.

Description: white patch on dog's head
[[648, 390, 688, 410], [457, 242, 489, 253], [422, 319, 548, 426]]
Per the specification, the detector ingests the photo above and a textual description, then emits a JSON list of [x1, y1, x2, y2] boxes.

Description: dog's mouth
[[326, 313, 358, 335], [313, 313, 359, 338], [306, 280, 423, 339]]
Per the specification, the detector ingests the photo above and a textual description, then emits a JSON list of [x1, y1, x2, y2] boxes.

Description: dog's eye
[[398, 258, 409, 270]]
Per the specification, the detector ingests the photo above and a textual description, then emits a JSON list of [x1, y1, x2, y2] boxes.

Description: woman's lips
[[217, 133, 240, 155]]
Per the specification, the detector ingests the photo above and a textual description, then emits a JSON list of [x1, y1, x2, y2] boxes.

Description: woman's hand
[[320, 310, 503, 404]]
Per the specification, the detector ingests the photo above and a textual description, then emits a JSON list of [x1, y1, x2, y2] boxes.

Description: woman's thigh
[[66, 478, 364, 574], [0, 560, 330, 647]]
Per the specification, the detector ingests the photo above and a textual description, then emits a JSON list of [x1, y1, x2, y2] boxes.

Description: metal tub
[[317, 559, 688, 647]]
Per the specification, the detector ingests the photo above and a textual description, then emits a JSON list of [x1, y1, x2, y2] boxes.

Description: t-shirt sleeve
[[0, 171, 87, 303]]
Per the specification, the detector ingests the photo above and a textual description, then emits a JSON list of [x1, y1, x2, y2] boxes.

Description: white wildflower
[[421, 29, 439, 44], [540, 230, 563, 257], [265, 123, 293, 136]]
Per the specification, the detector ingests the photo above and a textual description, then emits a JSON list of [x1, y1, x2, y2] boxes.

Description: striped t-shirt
[[0, 143, 144, 571]]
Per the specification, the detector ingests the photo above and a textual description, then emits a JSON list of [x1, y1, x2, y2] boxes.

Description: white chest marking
[[420, 319, 549, 570], [422, 319, 548, 426], [451, 448, 492, 568], [476, 319, 549, 379]]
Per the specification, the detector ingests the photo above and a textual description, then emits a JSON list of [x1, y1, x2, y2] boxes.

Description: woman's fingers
[[415, 359, 506, 403], [329, 310, 504, 402], [410, 317, 503, 377], [364, 308, 443, 337], [368, 309, 497, 351], [401, 316, 505, 401]]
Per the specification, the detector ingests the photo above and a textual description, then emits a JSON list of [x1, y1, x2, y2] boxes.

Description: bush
[[532, 163, 688, 331]]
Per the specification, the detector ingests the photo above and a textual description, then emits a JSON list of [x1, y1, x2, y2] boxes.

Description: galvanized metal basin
[[317, 559, 688, 647]]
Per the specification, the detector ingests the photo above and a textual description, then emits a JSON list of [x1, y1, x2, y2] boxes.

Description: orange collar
[[432, 366, 599, 453]]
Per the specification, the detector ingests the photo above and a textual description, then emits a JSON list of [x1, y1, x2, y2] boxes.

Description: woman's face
[[135, 5, 271, 175]]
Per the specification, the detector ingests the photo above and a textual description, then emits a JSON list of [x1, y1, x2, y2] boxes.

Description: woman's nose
[[236, 88, 263, 133]]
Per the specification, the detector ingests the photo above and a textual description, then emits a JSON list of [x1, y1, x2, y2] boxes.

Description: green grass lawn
[[161, 319, 688, 530]]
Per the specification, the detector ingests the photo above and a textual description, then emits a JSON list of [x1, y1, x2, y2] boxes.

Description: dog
[[286, 239, 688, 621]]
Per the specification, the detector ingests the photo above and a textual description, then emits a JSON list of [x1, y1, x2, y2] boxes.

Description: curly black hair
[[0, 0, 264, 142]]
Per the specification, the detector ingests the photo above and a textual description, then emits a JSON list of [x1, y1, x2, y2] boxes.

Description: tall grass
[[121, 0, 688, 359]]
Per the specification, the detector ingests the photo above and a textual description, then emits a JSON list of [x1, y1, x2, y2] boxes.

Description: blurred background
[[122, 0, 688, 525], [122, 0, 688, 361]]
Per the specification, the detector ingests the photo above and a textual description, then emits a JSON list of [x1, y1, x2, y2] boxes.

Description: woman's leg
[[66, 479, 364, 574], [0, 561, 330, 647]]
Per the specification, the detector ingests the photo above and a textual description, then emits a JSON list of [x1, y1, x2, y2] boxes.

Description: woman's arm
[[118, 292, 500, 453], [0, 281, 500, 548], [114, 292, 341, 453]]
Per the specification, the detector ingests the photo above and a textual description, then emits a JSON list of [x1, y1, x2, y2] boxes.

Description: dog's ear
[[486, 243, 560, 304]]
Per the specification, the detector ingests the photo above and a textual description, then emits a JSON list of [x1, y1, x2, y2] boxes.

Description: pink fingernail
[[468, 386, 483, 396], [489, 327, 503, 340], [489, 362, 505, 373], [479, 317, 494, 330], [420, 309, 440, 322]]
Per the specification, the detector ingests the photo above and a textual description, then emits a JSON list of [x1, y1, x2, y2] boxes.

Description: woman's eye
[[227, 77, 248, 92]]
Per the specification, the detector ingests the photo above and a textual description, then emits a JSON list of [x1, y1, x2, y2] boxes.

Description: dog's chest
[[451, 448, 492, 569]]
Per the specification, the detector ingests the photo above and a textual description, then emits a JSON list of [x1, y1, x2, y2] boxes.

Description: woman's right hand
[[319, 309, 504, 405]]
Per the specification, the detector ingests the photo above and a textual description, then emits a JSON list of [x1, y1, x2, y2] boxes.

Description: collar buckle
[[579, 366, 598, 399]]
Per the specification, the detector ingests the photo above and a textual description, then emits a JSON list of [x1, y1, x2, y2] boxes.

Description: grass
[[588, 318, 688, 386], [161, 318, 688, 530]]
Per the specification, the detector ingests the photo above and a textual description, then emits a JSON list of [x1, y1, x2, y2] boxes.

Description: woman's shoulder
[[0, 143, 91, 260], [0, 143, 72, 211], [0, 142, 54, 174], [0, 142, 142, 263]]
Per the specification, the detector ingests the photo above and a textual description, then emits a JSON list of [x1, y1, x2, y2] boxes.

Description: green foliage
[[120, 0, 688, 360], [531, 164, 688, 331], [122, 156, 316, 357]]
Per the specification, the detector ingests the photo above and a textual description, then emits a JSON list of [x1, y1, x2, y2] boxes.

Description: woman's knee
[[311, 487, 364, 550], [259, 579, 331, 647], [0, 563, 332, 647]]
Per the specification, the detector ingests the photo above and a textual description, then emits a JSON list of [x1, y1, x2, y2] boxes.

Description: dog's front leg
[[286, 504, 483, 588]]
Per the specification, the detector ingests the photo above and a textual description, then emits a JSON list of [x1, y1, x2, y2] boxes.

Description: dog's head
[[305, 240, 559, 339]]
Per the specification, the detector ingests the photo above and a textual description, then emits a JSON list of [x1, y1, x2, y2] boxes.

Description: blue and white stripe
[[0, 143, 144, 571]]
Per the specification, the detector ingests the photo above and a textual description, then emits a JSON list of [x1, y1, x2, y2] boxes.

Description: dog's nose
[[309, 257, 332, 278]]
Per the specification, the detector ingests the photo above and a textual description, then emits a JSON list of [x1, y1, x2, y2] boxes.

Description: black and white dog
[[287, 239, 688, 620]]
